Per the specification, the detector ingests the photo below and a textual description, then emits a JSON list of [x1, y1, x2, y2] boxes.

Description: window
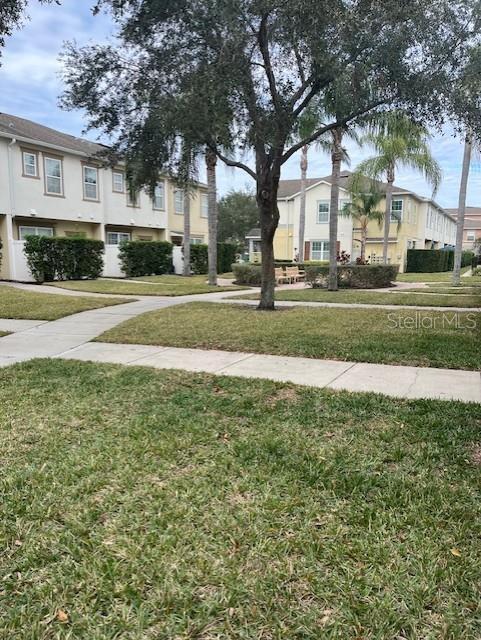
[[19, 226, 53, 241], [311, 240, 329, 261], [153, 181, 165, 210], [22, 151, 38, 178], [174, 189, 184, 214], [127, 190, 140, 207], [317, 201, 330, 224], [390, 199, 403, 223], [83, 165, 99, 200], [190, 237, 204, 245], [112, 171, 125, 193], [467, 232, 476, 241], [106, 231, 131, 245], [201, 193, 209, 218], [44, 156, 63, 195]]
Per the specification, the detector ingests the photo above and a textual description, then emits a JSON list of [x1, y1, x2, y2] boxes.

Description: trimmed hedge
[[233, 263, 398, 288], [119, 241, 173, 277], [306, 264, 399, 289], [407, 249, 475, 273], [24, 236, 104, 283], [0, 237, 2, 274], [191, 242, 241, 275]]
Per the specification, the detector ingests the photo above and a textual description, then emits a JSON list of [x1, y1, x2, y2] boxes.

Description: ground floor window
[[107, 231, 131, 245], [19, 226, 54, 241], [190, 237, 204, 245], [311, 240, 329, 261]]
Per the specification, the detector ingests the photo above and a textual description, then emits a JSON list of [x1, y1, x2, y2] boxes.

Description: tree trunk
[[453, 134, 472, 286], [298, 145, 308, 263], [183, 191, 191, 276], [258, 170, 280, 310], [328, 129, 343, 291], [361, 230, 367, 263], [205, 148, 218, 286], [383, 165, 394, 264]]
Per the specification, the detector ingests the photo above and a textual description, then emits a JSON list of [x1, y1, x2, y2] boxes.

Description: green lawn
[[0, 331, 9, 338], [403, 286, 481, 296], [0, 285, 130, 320], [2, 359, 481, 638], [97, 301, 481, 370], [234, 288, 481, 308], [51, 276, 244, 296], [397, 269, 473, 283]]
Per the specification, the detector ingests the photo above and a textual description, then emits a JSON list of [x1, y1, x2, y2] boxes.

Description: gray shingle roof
[[0, 112, 107, 157], [446, 207, 481, 220], [246, 228, 261, 238]]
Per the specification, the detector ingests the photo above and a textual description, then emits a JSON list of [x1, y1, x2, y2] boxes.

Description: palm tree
[[183, 191, 191, 276], [453, 134, 473, 286], [205, 147, 218, 285], [296, 109, 318, 263], [355, 112, 442, 264], [341, 188, 384, 263]]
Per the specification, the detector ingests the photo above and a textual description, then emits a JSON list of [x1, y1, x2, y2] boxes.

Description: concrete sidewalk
[[57, 342, 481, 404]]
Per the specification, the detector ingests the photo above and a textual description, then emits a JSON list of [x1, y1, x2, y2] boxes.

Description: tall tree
[[218, 190, 258, 244], [296, 109, 319, 263], [62, 0, 481, 309], [341, 189, 384, 263], [355, 113, 442, 264], [183, 191, 191, 277], [205, 147, 218, 286], [0, 1, 55, 59], [453, 134, 473, 286]]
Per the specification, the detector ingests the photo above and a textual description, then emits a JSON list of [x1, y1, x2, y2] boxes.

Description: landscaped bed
[[0, 285, 130, 320], [97, 301, 481, 370], [2, 358, 481, 638], [231, 289, 481, 308], [50, 275, 245, 296]]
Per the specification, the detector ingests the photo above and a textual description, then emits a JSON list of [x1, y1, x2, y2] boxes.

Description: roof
[[446, 206, 481, 219], [277, 170, 417, 199], [0, 112, 108, 157], [246, 228, 261, 238], [464, 218, 481, 229]]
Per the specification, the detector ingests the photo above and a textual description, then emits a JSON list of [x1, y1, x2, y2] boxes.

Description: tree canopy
[[218, 190, 259, 244], [0, 1, 56, 63], [62, 0, 481, 307]]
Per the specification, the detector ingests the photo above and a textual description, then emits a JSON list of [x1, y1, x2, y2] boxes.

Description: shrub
[[305, 264, 399, 289], [24, 236, 104, 283], [191, 242, 239, 275], [0, 237, 2, 273], [190, 244, 209, 275], [462, 251, 474, 268], [406, 249, 452, 273], [119, 241, 173, 277], [217, 243, 238, 273], [232, 263, 262, 285]]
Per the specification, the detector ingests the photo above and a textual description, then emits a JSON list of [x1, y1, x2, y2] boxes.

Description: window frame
[[316, 201, 330, 224], [126, 189, 140, 208], [106, 231, 131, 245], [311, 240, 330, 261], [467, 231, 476, 242], [43, 155, 64, 197], [153, 181, 166, 210], [190, 237, 204, 245], [82, 163, 100, 202], [174, 189, 185, 215], [21, 149, 39, 179], [390, 199, 403, 223], [200, 193, 209, 218], [112, 170, 125, 194], [19, 225, 54, 241]]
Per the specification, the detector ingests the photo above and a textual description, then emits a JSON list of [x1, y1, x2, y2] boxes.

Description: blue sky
[[1, 0, 480, 206]]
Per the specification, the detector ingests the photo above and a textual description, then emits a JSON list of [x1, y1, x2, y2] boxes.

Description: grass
[[0, 331, 9, 338], [2, 358, 481, 638], [403, 286, 481, 296], [97, 301, 481, 370], [397, 268, 474, 283], [232, 288, 481, 308], [51, 275, 244, 296], [0, 285, 130, 320]]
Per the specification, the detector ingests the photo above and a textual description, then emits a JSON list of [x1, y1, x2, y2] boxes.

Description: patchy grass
[[1, 359, 481, 639], [51, 276, 244, 296], [0, 285, 130, 320], [233, 288, 481, 308], [97, 301, 481, 370], [402, 286, 481, 296]]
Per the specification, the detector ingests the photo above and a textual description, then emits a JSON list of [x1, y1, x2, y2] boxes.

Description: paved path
[[57, 342, 481, 403]]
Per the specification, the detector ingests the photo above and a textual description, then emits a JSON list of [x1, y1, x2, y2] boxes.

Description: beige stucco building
[[247, 172, 456, 272], [0, 113, 209, 280]]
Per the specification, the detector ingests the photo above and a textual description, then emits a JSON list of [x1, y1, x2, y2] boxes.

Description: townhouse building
[[247, 172, 456, 272], [446, 207, 481, 251], [0, 113, 209, 281]]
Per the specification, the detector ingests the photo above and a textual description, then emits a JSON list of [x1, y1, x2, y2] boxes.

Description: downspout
[[6, 138, 17, 280]]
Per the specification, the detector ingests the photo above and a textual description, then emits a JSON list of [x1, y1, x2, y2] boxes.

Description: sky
[[1, 0, 481, 207]]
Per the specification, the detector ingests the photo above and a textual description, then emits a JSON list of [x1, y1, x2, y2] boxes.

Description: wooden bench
[[275, 267, 290, 285], [285, 266, 306, 283]]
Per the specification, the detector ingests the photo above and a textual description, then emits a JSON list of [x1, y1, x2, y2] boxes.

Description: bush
[[0, 237, 2, 273], [232, 263, 262, 285], [191, 242, 242, 275], [305, 264, 399, 289], [217, 243, 238, 273], [190, 244, 209, 275], [24, 236, 104, 283], [119, 241, 173, 277], [462, 251, 474, 268], [406, 249, 452, 273]]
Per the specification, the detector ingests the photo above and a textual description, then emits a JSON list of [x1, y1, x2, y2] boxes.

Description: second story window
[[174, 189, 184, 214], [83, 165, 99, 201], [390, 199, 403, 223], [44, 156, 63, 196], [201, 193, 209, 218], [112, 171, 125, 193], [127, 189, 140, 207], [22, 151, 38, 178], [153, 182, 165, 210], [317, 202, 330, 224]]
